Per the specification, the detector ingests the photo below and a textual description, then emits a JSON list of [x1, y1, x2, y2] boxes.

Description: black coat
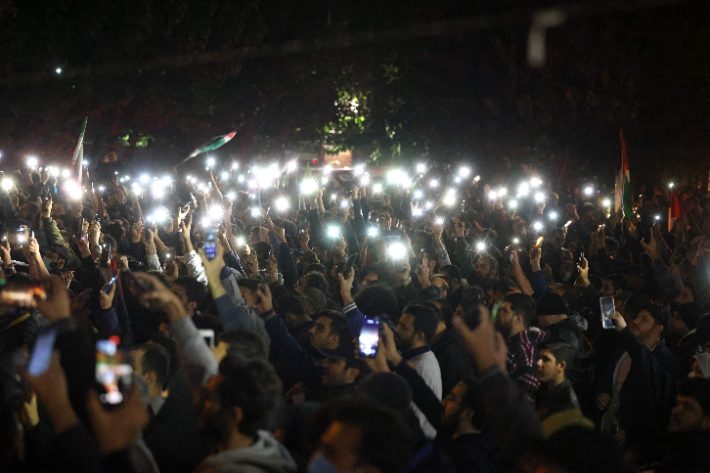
[[431, 327, 475, 396]]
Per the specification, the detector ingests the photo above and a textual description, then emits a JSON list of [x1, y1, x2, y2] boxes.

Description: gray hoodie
[[205, 430, 297, 473]]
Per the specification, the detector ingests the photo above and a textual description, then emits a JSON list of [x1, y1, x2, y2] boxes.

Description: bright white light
[[321, 177, 329, 185], [206, 157, 215, 168], [413, 190, 423, 199], [236, 237, 246, 247], [532, 221, 543, 231], [247, 180, 258, 189], [368, 227, 378, 237], [435, 217, 445, 225], [26, 156, 38, 168], [131, 183, 142, 195], [330, 194, 337, 201], [201, 217, 211, 227], [227, 191, 236, 200], [584, 186, 593, 196], [139, 174, 150, 184], [549, 212, 558, 220], [668, 182, 674, 189], [221, 172, 229, 180], [416, 163, 426, 173], [55, 67, 62, 74], [412, 208, 423, 217], [488, 191, 498, 200], [473, 175, 481, 182], [269, 163, 279, 175], [64, 180, 82, 200], [249, 194, 256, 199], [387, 170, 410, 186], [323, 165, 333, 175], [232, 162, 239, 170], [654, 214, 661, 221], [124, 175, 131, 181], [327, 226, 340, 238], [444, 194, 456, 206], [153, 208, 169, 223], [1, 178, 12, 190], [98, 185, 106, 192], [459, 167, 471, 178], [340, 199, 350, 209], [454, 177, 462, 184], [498, 188, 507, 197], [238, 175, 245, 183], [534, 192, 545, 203], [425, 201, 434, 210], [250, 208, 261, 218], [151, 181, 165, 199], [46, 165, 58, 176], [354, 164, 365, 175], [62, 169, 70, 178], [300, 179, 318, 195], [518, 182, 530, 197], [276, 197, 289, 211], [16, 234, 26, 244], [512, 238, 520, 245], [602, 198, 611, 207], [208, 206, 222, 221], [373, 183, 383, 194], [476, 242, 486, 251], [429, 179, 439, 188], [83, 159, 90, 167], [287, 160, 297, 172], [360, 174, 370, 186], [509, 199, 518, 209], [530, 177, 542, 188], [388, 243, 406, 260]]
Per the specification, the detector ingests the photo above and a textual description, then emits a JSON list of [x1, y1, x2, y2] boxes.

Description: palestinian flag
[[71, 117, 88, 186], [615, 130, 632, 219], [187, 129, 238, 159], [669, 192, 682, 232]]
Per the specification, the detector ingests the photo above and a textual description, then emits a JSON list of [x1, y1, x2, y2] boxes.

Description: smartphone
[[534, 236, 544, 249], [199, 329, 215, 349], [27, 328, 58, 376], [340, 258, 354, 279], [420, 248, 426, 264], [579, 251, 586, 268], [104, 274, 118, 293], [79, 217, 86, 241], [0, 280, 47, 308], [204, 228, 218, 261], [95, 339, 133, 406], [358, 318, 380, 357], [600, 296, 615, 329], [100, 243, 112, 268]]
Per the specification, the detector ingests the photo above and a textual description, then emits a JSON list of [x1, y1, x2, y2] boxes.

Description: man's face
[[537, 349, 564, 384], [538, 314, 566, 328], [361, 273, 378, 286], [430, 277, 448, 297], [395, 313, 417, 351], [312, 421, 362, 472], [474, 257, 492, 278], [310, 316, 336, 349], [670, 310, 689, 338], [630, 310, 660, 344], [676, 287, 694, 305], [238, 286, 259, 309], [551, 232, 565, 250], [600, 280, 617, 297], [495, 302, 516, 338], [669, 395, 710, 432], [442, 382, 467, 424], [321, 358, 350, 387]]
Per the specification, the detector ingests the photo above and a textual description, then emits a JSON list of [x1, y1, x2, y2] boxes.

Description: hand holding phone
[[203, 228, 218, 261], [358, 318, 380, 357], [27, 328, 58, 376], [600, 296, 615, 329]]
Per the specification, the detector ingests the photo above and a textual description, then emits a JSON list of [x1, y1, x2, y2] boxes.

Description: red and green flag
[[615, 130, 633, 219], [668, 192, 682, 232], [187, 129, 238, 159]]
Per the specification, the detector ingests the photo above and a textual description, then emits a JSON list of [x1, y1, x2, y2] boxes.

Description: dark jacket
[[544, 317, 590, 396], [431, 327, 475, 396], [536, 379, 581, 421], [440, 432, 497, 473], [655, 429, 710, 473], [506, 328, 545, 404]]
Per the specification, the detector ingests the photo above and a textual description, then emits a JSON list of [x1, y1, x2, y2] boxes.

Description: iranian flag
[[71, 117, 88, 186], [668, 192, 682, 232], [615, 130, 633, 219]]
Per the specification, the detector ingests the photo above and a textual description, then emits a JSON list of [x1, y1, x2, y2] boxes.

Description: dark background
[[0, 0, 709, 188]]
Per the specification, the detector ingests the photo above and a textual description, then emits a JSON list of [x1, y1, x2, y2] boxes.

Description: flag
[[186, 129, 239, 159], [71, 117, 88, 186], [614, 130, 632, 219], [669, 192, 682, 232]]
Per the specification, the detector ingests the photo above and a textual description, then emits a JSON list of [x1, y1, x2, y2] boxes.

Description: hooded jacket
[[203, 430, 297, 473]]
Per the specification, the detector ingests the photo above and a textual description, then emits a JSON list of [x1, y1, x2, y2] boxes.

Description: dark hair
[[504, 293, 536, 328], [459, 376, 486, 430], [538, 340, 576, 373], [237, 278, 265, 293], [359, 373, 413, 414], [274, 294, 305, 318], [494, 277, 518, 295], [216, 359, 283, 436], [677, 378, 710, 417], [315, 310, 351, 343], [638, 304, 670, 332], [403, 304, 439, 344], [173, 276, 207, 305], [440, 265, 462, 282], [305, 272, 329, 294], [136, 343, 171, 389], [304, 263, 327, 276], [460, 286, 486, 308], [623, 294, 651, 320], [354, 285, 401, 321], [603, 274, 628, 293], [328, 399, 415, 473], [219, 330, 268, 361]]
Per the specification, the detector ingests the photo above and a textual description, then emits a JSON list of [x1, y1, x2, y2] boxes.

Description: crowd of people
[[0, 149, 708, 473]]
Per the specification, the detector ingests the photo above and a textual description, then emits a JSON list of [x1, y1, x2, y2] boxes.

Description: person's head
[[354, 285, 401, 322], [676, 284, 695, 305], [550, 229, 565, 250], [237, 279, 266, 309], [296, 271, 329, 295], [309, 399, 414, 473], [395, 304, 439, 351], [299, 287, 328, 317], [131, 343, 170, 398], [440, 265, 462, 292], [309, 310, 351, 350], [474, 256, 498, 279], [668, 378, 710, 432], [430, 275, 449, 297], [171, 276, 206, 316], [536, 293, 569, 327], [497, 293, 536, 338], [311, 240, 330, 264], [278, 295, 309, 328], [537, 341, 575, 387], [630, 304, 668, 348], [440, 376, 485, 440], [670, 302, 705, 338], [600, 274, 627, 298], [492, 277, 519, 303], [213, 330, 268, 364], [199, 359, 282, 447], [320, 344, 366, 388], [358, 373, 412, 415]]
